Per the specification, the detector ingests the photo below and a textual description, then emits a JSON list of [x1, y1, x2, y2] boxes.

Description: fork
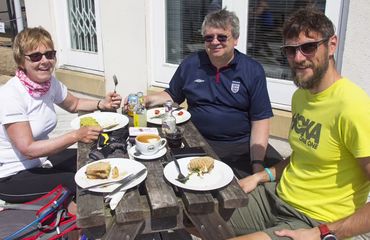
[[170, 151, 189, 183], [113, 74, 118, 93]]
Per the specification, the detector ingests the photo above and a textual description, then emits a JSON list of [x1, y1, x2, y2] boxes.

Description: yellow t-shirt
[[277, 78, 370, 222]]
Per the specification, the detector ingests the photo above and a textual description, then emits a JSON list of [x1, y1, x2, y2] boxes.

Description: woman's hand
[[75, 126, 102, 143], [100, 91, 122, 110]]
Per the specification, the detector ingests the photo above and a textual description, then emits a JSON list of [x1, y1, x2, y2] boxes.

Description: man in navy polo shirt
[[145, 8, 282, 177]]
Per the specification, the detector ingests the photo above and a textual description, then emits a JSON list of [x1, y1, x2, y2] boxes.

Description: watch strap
[[318, 224, 334, 239]]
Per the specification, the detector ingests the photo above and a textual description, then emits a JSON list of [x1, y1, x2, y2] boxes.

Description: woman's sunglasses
[[203, 34, 229, 43], [25, 50, 57, 62], [280, 38, 329, 58]]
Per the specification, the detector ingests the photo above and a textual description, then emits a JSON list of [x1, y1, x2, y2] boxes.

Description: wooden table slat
[[115, 188, 144, 223], [186, 211, 235, 240], [217, 178, 249, 209], [143, 161, 180, 218]]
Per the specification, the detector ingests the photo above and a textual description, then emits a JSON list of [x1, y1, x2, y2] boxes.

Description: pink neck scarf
[[16, 69, 51, 98]]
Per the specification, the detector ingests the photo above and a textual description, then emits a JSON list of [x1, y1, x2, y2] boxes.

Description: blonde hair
[[13, 27, 55, 67]]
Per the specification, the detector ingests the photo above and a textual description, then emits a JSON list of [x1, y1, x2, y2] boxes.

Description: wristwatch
[[318, 224, 337, 240]]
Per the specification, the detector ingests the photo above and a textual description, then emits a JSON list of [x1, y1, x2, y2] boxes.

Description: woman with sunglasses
[[0, 27, 122, 204]]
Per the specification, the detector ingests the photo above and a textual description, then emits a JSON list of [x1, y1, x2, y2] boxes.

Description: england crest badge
[[231, 81, 240, 93]]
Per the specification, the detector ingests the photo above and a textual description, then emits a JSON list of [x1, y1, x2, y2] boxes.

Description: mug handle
[[159, 138, 167, 150]]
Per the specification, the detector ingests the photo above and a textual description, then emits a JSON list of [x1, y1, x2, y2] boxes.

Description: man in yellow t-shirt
[[227, 7, 370, 240]]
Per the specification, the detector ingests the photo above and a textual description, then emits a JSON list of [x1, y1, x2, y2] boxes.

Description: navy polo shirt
[[165, 49, 273, 143]]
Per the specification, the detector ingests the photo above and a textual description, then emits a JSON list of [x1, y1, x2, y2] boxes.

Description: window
[[150, 0, 344, 109], [166, 0, 222, 64], [247, 0, 326, 81]]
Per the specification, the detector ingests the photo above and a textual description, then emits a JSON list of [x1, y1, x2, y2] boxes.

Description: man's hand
[[274, 227, 321, 240], [238, 174, 261, 193]]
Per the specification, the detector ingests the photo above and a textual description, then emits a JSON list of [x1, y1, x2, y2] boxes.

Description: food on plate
[[112, 166, 119, 179], [85, 162, 111, 179], [154, 109, 160, 115], [177, 111, 184, 116], [80, 116, 100, 127], [100, 118, 119, 129], [188, 156, 214, 175]]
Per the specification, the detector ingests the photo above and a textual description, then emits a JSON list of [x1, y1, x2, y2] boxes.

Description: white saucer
[[128, 146, 167, 160]]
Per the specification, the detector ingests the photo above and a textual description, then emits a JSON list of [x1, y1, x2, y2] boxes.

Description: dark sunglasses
[[25, 50, 57, 62], [203, 34, 229, 43], [280, 38, 329, 58]]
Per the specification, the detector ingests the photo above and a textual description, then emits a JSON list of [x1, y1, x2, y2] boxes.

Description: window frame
[[149, 0, 346, 110]]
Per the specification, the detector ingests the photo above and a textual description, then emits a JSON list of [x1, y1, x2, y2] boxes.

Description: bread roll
[[85, 162, 111, 179], [188, 156, 214, 175]]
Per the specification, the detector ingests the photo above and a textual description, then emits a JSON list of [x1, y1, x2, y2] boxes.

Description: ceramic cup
[[135, 133, 167, 155]]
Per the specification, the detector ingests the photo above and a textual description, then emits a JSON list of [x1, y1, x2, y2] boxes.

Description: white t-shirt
[[0, 76, 68, 178]]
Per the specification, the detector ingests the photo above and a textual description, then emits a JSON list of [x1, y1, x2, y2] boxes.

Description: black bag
[[90, 126, 129, 160], [0, 185, 77, 240]]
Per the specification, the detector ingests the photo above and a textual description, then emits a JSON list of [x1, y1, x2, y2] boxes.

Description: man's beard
[[291, 56, 329, 89]]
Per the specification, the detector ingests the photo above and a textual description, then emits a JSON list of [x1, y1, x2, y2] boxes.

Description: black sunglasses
[[203, 34, 229, 43], [280, 38, 329, 58], [25, 50, 57, 62]]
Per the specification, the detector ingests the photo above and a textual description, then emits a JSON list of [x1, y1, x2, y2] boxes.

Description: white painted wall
[[24, 0, 58, 52], [99, 1, 148, 97], [341, 0, 370, 94]]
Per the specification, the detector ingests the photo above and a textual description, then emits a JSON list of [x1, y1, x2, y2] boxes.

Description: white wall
[[99, 1, 148, 97], [24, 0, 58, 51], [341, 0, 370, 94]]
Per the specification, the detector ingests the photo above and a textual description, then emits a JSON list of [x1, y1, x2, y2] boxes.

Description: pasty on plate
[[85, 162, 111, 179], [188, 156, 214, 175]]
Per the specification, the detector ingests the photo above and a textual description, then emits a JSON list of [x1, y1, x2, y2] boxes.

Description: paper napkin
[[105, 190, 126, 210]]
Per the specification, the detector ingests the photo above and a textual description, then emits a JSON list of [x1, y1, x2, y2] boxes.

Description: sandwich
[[85, 162, 111, 179], [188, 156, 214, 176]]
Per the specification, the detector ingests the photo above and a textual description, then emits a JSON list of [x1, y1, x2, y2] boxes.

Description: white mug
[[135, 133, 167, 155]]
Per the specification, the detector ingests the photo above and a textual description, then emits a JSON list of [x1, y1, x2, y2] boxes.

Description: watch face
[[322, 234, 337, 240]]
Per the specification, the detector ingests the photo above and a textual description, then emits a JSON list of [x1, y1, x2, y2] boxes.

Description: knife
[[84, 168, 147, 190], [108, 168, 147, 195]]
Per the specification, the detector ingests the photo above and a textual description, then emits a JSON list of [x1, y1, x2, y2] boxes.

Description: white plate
[[71, 112, 129, 132], [147, 107, 191, 125], [74, 158, 147, 193], [163, 157, 234, 191], [128, 146, 167, 160]]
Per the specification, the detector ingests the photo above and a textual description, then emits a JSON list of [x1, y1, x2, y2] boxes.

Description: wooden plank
[[76, 141, 106, 229], [160, 229, 193, 240], [102, 220, 144, 240], [181, 190, 215, 214], [216, 178, 249, 209], [143, 161, 179, 218], [185, 211, 235, 240], [179, 121, 218, 214], [115, 188, 144, 223], [183, 121, 218, 159], [142, 197, 185, 234]]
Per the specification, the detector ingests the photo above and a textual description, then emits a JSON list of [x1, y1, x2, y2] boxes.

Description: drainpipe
[[13, 0, 23, 32]]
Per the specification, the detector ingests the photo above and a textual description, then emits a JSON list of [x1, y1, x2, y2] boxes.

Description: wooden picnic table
[[76, 112, 249, 240]]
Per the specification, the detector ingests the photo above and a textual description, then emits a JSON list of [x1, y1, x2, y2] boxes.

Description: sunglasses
[[203, 34, 229, 43], [25, 50, 57, 62], [280, 38, 329, 58]]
